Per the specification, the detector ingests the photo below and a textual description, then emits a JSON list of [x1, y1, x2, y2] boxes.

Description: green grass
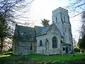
[[0, 52, 85, 64], [0, 52, 85, 61], [26, 53, 85, 61]]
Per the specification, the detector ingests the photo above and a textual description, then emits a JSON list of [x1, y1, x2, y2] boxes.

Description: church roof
[[35, 24, 62, 37], [14, 24, 62, 41], [14, 24, 35, 42], [35, 26, 49, 36]]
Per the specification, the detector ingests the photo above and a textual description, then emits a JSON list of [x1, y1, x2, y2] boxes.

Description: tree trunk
[[0, 38, 4, 53]]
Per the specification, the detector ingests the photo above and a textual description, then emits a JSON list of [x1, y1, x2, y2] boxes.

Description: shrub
[[74, 48, 80, 52]]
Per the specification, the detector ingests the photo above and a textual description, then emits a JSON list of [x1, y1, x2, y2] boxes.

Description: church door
[[66, 46, 68, 54]]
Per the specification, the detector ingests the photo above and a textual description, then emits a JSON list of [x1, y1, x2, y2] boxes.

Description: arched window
[[39, 40, 42, 46], [61, 40, 63, 43], [56, 17, 57, 22], [52, 36, 57, 48], [63, 47, 65, 51], [53, 21, 54, 23], [30, 43, 32, 50], [45, 39, 49, 46]]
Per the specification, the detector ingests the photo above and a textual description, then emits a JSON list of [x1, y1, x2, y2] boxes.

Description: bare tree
[[80, 11, 85, 36], [0, 0, 24, 23], [0, 0, 34, 35], [77, 11, 85, 50], [66, 0, 85, 17], [0, 0, 34, 52]]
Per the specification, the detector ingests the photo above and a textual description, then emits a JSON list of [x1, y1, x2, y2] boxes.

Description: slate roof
[[35, 26, 49, 36], [14, 24, 35, 42], [35, 24, 62, 37], [14, 24, 62, 42]]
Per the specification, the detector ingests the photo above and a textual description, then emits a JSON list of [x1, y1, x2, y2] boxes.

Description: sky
[[13, 0, 82, 42], [30, 0, 69, 25], [28, 0, 81, 42]]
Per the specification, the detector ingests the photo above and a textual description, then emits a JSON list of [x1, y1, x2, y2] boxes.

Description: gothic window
[[60, 12, 63, 23], [52, 36, 57, 48], [63, 47, 65, 51], [67, 15, 69, 22], [60, 12, 62, 20], [65, 28, 66, 32], [61, 40, 63, 43], [45, 39, 49, 46], [64, 16, 65, 22], [53, 21, 54, 23], [30, 43, 32, 50], [63, 32, 65, 35], [56, 17, 57, 22], [39, 40, 42, 46]]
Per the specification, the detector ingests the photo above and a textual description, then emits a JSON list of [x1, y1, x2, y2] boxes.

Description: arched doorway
[[66, 46, 68, 53]]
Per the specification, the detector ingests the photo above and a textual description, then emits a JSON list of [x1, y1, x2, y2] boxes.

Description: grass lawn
[[0, 52, 85, 64], [22, 53, 85, 62]]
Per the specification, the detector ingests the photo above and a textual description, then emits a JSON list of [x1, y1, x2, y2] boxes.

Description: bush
[[74, 48, 80, 52], [8, 48, 12, 51]]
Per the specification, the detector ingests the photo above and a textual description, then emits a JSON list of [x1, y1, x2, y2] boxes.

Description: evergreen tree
[[41, 19, 49, 27]]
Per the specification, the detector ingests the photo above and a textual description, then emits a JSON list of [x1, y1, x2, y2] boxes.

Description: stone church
[[13, 7, 73, 55]]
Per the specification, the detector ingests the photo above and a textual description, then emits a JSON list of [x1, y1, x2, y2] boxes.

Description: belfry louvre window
[[52, 36, 57, 48], [39, 40, 42, 46], [56, 17, 57, 22]]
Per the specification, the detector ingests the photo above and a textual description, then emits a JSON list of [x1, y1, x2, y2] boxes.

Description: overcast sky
[[27, 0, 81, 41], [14, 0, 82, 42]]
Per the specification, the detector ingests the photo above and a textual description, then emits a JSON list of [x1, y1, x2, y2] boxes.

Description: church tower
[[52, 7, 73, 51], [52, 7, 69, 36]]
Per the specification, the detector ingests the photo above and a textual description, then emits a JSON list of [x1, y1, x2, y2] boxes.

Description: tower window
[[53, 21, 54, 23], [60, 12, 63, 23], [56, 17, 57, 22], [65, 28, 66, 32], [64, 16, 65, 22]]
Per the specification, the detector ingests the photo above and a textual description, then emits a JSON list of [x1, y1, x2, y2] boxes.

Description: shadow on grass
[[0, 55, 32, 64], [0, 52, 32, 64]]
